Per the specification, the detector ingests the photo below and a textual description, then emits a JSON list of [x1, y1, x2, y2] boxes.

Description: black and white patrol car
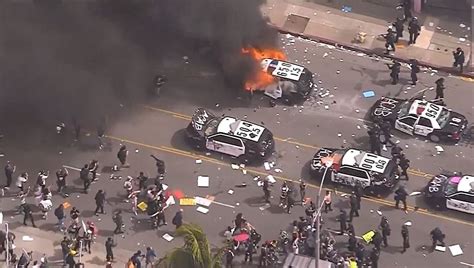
[[310, 148, 398, 190], [185, 108, 274, 162], [425, 174, 474, 214], [370, 97, 468, 143], [259, 58, 314, 104]]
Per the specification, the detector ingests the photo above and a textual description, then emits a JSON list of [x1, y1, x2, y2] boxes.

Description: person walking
[[391, 145, 403, 163], [299, 180, 306, 203], [388, 60, 401, 84], [384, 28, 396, 54], [430, 227, 446, 249], [348, 234, 357, 252], [263, 177, 271, 203], [130, 250, 144, 268], [137, 172, 149, 190], [94, 189, 106, 216], [54, 203, 66, 231], [408, 17, 421, 45], [80, 164, 91, 194], [368, 129, 381, 155], [354, 182, 364, 209], [379, 216, 391, 247], [409, 59, 420, 85], [434, 78, 445, 100], [372, 231, 383, 251], [395, 185, 409, 210], [349, 193, 360, 222], [117, 145, 129, 167], [172, 209, 183, 229], [370, 247, 380, 268], [56, 167, 69, 197], [4, 161, 15, 189], [398, 154, 410, 180], [380, 120, 395, 148], [401, 224, 410, 253], [113, 210, 124, 234], [23, 203, 37, 227], [323, 190, 332, 213], [452, 47, 465, 73], [88, 160, 99, 181], [150, 155, 165, 180], [338, 209, 348, 235], [83, 229, 93, 254], [105, 237, 116, 262], [145, 247, 157, 268], [393, 17, 404, 43]]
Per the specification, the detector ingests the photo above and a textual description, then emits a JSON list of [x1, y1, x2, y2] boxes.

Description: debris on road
[[162, 233, 174, 242], [231, 164, 240, 170], [195, 159, 202, 164], [264, 162, 271, 171], [449, 245, 463, 256], [197, 176, 210, 187], [267, 175, 276, 184], [409, 191, 422, 196], [435, 146, 444, 153], [228, 189, 234, 195], [22, 236, 34, 241], [362, 90, 375, 98], [435, 246, 446, 252], [197, 207, 209, 214]]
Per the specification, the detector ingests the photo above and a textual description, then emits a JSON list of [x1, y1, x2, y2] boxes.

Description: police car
[[259, 59, 314, 104], [310, 148, 398, 190], [370, 97, 468, 143], [425, 174, 474, 214], [185, 108, 274, 162]]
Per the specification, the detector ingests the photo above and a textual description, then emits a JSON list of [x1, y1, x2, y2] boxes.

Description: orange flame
[[241, 47, 287, 91]]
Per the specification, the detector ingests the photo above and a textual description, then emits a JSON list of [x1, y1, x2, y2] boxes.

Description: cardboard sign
[[180, 198, 196, 206], [137, 202, 148, 212], [63, 202, 71, 209]]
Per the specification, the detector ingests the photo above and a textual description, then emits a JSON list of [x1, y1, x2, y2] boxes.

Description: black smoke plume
[[0, 0, 277, 131]]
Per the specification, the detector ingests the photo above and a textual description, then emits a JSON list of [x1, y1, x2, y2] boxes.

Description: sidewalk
[[261, 0, 474, 78]]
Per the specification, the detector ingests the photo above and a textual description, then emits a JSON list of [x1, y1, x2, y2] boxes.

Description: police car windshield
[[436, 108, 450, 128], [204, 119, 219, 136], [445, 179, 458, 196], [398, 100, 411, 117]]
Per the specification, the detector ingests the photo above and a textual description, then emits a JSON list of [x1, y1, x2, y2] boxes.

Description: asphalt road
[[0, 34, 473, 268]]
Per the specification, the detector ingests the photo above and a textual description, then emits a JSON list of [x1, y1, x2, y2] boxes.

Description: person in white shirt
[[16, 172, 28, 192]]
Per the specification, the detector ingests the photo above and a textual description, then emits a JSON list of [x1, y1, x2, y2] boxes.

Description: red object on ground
[[233, 233, 250, 242], [171, 189, 185, 199]]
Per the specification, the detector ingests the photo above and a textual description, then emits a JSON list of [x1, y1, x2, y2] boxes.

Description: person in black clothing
[[61, 236, 70, 264], [348, 234, 357, 252], [83, 229, 93, 254], [89, 160, 99, 181], [286, 192, 295, 214], [305, 201, 316, 218], [172, 210, 183, 229], [94, 190, 106, 216], [349, 193, 359, 222], [4, 161, 15, 189], [380, 216, 391, 247], [130, 250, 144, 268], [55, 204, 66, 231], [388, 60, 401, 84], [399, 0, 412, 21], [23, 203, 36, 227], [56, 167, 68, 197], [80, 164, 91, 193], [117, 145, 128, 166], [393, 18, 404, 43], [370, 247, 380, 268], [372, 231, 383, 251], [347, 223, 355, 237], [384, 28, 396, 54], [395, 186, 408, 210], [355, 242, 365, 267], [113, 210, 124, 234], [391, 145, 403, 163], [408, 17, 421, 44], [156, 203, 167, 227], [70, 207, 80, 223], [338, 209, 348, 235], [368, 129, 382, 155], [150, 155, 165, 180], [380, 120, 395, 147], [299, 180, 306, 203], [434, 78, 446, 100], [245, 240, 255, 263], [409, 59, 420, 85], [225, 248, 234, 268], [263, 178, 271, 203], [354, 183, 364, 209], [401, 224, 410, 253], [106, 237, 116, 262], [452, 47, 465, 73], [258, 242, 268, 267], [398, 154, 410, 180], [430, 227, 446, 249], [137, 172, 148, 190]]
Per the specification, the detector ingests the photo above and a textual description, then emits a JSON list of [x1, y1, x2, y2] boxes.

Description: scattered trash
[[197, 206, 210, 214], [336, 70, 341, 74], [409, 191, 422, 196], [435, 246, 446, 252], [376, 210, 382, 216], [179, 198, 196, 206], [264, 162, 271, 171], [195, 196, 212, 207], [253, 176, 260, 181], [357, 125, 361, 129], [370, 209, 374, 213], [341, 5, 352, 12], [459, 23, 466, 28], [22, 236, 34, 241], [459, 38, 466, 42], [362, 90, 375, 98], [135, 149, 139, 153], [242, 169, 247, 175], [231, 164, 240, 170], [162, 233, 174, 242], [337, 133, 342, 137], [274, 168, 283, 173], [197, 176, 210, 187], [228, 189, 234, 195], [449, 245, 463, 256], [435, 146, 444, 152], [166, 195, 176, 206], [323, 52, 328, 58], [355, 109, 360, 113], [195, 159, 203, 164], [235, 183, 247, 188], [404, 221, 412, 226], [267, 175, 276, 184], [324, 105, 329, 110]]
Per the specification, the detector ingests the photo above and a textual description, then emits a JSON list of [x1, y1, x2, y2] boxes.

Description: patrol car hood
[[442, 111, 468, 134], [370, 97, 406, 121], [425, 175, 449, 198], [190, 108, 218, 136]]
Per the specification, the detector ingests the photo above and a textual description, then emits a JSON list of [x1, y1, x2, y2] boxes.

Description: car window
[[417, 117, 432, 127], [436, 108, 451, 128], [211, 135, 242, 147], [399, 116, 416, 126], [340, 167, 368, 179], [398, 101, 411, 117], [450, 193, 474, 203]]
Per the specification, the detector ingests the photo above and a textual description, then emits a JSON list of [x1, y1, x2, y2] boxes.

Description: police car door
[[414, 117, 434, 136], [446, 193, 474, 214], [395, 115, 417, 135], [206, 134, 244, 157], [334, 167, 370, 188]]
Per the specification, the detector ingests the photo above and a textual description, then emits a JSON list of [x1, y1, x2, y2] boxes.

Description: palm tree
[[155, 223, 226, 268]]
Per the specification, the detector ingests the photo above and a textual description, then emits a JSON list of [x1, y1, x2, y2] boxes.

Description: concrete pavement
[[261, 0, 473, 78]]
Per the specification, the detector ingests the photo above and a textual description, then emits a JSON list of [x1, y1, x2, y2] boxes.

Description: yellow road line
[[105, 133, 474, 227]]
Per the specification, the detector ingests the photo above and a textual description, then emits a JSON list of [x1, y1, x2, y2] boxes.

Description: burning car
[[185, 108, 274, 162], [310, 148, 399, 191], [370, 97, 468, 143], [242, 48, 314, 104], [425, 173, 474, 214]]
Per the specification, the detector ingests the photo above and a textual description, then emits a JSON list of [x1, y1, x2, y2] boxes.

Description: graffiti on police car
[[192, 110, 210, 131], [373, 98, 399, 117], [428, 175, 447, 193]]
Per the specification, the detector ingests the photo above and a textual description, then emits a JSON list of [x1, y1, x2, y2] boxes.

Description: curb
[[270, 25, 474, 80]]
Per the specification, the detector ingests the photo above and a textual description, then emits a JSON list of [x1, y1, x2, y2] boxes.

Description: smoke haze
[[0, 0, 277, 129]]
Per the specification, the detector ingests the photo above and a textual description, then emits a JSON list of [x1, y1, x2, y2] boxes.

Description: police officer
[[105, 237, 116, 262], [349, 193, 359, 222], [391, 145, 403, 163], [380, 120, 395, 147], [401, 224, 410, 253], [150, 155, 165, 180], [435, 78, 445, 100], [452, 47, 465, 73], [89, 160, 99, 181], [409, 59, 420, 85], [338, 209, 348, 235], [137, 172, 149, 190], [379, 216, 391, 247], [80, 164, 91, 194], [354, 183, 363, 209], [117, 145, 128, 167], [368, 129, 381, 155], [388, 60, 401, 84], [395, 185, 408, 210], [286, 192, 295, 214], [23, 203, 37, 227], [430, 227, 446, 249], [384, 28, 396, 54], [408, 17, 421, 45], [372, 231, 383, 251], [263, 178, 271, 203], [4, 161, 15, 189], [393, 17, 404, 43], [348, 234, 357, 252], [370, 247, 380, 268], [56, 167, 69, 197], [398, 154, 410, 180], [299, 180, 306, 203], [113, 210, 124, 234], [94, 189, 106, 216]]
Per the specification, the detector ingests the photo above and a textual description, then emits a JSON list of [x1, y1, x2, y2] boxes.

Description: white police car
[[425, 174, 474, 214], [370, 97, 468, 143], [259, 59, 314, 104], [310, 148, 398, 190], [185, 108, 274, 162]]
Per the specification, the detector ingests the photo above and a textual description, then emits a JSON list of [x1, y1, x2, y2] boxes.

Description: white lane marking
[[460, 262, 474, 267], [211, 200, 236, 209], [62, 165, 101, 176]]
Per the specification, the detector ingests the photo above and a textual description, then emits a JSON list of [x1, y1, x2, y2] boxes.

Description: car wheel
[[429, 134, 440, 143]]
